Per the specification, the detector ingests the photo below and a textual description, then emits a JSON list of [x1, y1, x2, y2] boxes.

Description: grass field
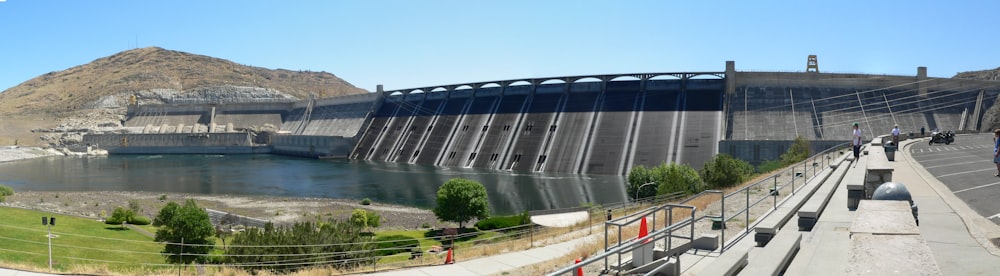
[[0, 207, 169, 273]]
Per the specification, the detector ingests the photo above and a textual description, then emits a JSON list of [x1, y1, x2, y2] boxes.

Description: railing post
[[719, 191, 725, 253], [773, 175, 778, 209], [746, 187, 750, 231]]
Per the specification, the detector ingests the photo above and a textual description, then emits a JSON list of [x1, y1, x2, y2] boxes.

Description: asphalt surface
[[909, 133, 1000, 225]]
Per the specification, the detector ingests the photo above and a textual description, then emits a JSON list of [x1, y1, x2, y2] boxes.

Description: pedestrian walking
[[993, 129, 1000, 177], [852, 122, 863, 161]]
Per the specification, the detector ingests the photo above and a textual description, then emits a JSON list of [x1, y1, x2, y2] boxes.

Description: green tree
[[627, 163, 705, 199], [780, 136, 811, 166], [702, 154, 755, 189], [433, 178, 490, 228], [107, 206, 134, 229], [153, 200, 215, 264], [655, 163, 705, 195], [350, 209, 381, 230], [626, 165, 658, 200]]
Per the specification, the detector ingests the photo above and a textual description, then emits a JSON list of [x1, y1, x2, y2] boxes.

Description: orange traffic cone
[[444, 248, 455, 264], [575, 257, 584, 276], [637, 217, 650, 243]]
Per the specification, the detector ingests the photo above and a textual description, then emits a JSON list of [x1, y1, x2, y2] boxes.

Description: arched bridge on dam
[[93, 61, 1000, 176], [353, 72, 727, 175]]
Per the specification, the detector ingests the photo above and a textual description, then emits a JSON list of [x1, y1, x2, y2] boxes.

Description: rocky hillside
[[955, 67, 1000, 131], [0, 47, 367, 116], [954, 67, 1000, 80]]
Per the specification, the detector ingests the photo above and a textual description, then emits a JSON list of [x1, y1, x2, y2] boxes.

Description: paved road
[[909, 133, 1000, 225]]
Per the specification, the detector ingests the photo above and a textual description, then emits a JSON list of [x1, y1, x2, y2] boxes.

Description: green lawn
[[0, 207, 168, 272]]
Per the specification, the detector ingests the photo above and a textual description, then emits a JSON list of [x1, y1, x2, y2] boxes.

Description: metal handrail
[[549, 204, 696, 276]]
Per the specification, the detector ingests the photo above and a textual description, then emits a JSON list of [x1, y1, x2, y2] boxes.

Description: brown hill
[[0, 47, 367, 116], [954, 67, 1000, 132], [953, 67, 1000, 80]]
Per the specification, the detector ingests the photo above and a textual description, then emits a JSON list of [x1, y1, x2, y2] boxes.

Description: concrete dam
[[85, 61, 1000, 175]]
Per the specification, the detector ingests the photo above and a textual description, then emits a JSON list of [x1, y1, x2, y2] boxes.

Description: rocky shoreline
[[0, 147, 444, 230], [1, 191, 444, 230]]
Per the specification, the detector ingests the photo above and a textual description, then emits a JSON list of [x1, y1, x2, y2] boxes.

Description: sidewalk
[[370, 234, 595, 276]]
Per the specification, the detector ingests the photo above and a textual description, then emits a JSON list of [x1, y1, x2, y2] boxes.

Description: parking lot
[[909, 133, 1000, 225]]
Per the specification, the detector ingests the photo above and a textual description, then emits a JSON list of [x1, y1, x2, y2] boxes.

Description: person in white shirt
[[852, 122, 863, 160], [891, 125, 900, 145]]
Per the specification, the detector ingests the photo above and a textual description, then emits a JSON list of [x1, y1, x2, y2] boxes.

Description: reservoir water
[[0, 154, 628, 214]]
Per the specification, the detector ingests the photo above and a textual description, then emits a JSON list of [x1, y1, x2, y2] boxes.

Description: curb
[[899, 138, 1000, 257]]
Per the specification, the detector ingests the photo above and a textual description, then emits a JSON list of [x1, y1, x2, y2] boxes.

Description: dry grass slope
[[0, 47, 367, 116]]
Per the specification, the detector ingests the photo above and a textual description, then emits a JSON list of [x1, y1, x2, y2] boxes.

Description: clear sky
[[1, 1, 998, 93]]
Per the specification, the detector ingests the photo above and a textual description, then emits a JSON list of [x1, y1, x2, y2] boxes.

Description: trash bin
[[883, 141, 897, 161]]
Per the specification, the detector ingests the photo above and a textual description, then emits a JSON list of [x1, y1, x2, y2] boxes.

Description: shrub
[[350, 209, 381, 229], [105, 216, 123, 225], [475, 212, 530, 231], [360, 198, 372, 205], [701, 154, 755, 189], [372, 235, 419, 256], [420, 222, 431, 228], [0, 184, 14, 196], [130, 215, 151, 225], [757, 160, 783, 173]]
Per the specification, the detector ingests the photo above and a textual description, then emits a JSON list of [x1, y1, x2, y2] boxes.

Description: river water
[[0, 154, 628, 214]]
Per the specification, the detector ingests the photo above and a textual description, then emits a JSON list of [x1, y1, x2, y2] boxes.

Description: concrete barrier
[[846, 200, 941, 275], [754, 167, 835, 246], [864, 147, 894, 199], [797, 154, 850, 231], [697, 249, 748, 276], [740, 230, 802, 276], [845, 154, 869, 210]]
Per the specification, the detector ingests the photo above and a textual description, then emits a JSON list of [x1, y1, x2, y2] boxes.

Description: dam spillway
[[352, 74, 726, 175], [85, 61, 1000, 175]]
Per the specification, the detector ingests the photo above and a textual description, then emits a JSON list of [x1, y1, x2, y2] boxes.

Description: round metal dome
[[872, 182, 912, 202]]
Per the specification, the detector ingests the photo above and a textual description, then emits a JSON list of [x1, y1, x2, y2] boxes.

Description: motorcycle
[[928, 130, 955, 145]]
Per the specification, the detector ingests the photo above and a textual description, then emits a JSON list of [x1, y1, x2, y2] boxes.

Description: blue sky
[[1, 1, 998, 92]]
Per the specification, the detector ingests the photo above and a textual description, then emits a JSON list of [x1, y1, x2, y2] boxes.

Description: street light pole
[[636, 182, 657, 206], [42, 216, 55, 270]]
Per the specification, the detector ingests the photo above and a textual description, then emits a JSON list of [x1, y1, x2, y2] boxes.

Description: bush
[[780, 136, 811, 166], [105, 216, 123, 225], [0, 184, 14, 196], [475, 212, 530, 231], [360, 198, 372, 205], [701, 154, 755, 189], [130, 215, 151, 225], [372, 235, 419, 256], [420, 222, 431, 228], [628, 163, 705, 198], [757, 160, 783, 173], [350, 209, 381, 229]]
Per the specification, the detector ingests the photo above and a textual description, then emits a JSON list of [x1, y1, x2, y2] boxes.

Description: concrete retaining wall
[[271, 135, 355, 158], [83, 133, 261, 154]]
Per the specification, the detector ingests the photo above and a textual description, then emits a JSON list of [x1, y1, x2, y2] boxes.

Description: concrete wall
[[718, 140, 848, 166], [271, 135, 355, 158], [83, 133, 261, 154]]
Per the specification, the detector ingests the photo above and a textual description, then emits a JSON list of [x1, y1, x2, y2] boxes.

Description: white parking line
[[989, 213, 1000, 220], [925, 160, 990, 169], [953, 182, 1000, 194], [937, 168, 996, 178]]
